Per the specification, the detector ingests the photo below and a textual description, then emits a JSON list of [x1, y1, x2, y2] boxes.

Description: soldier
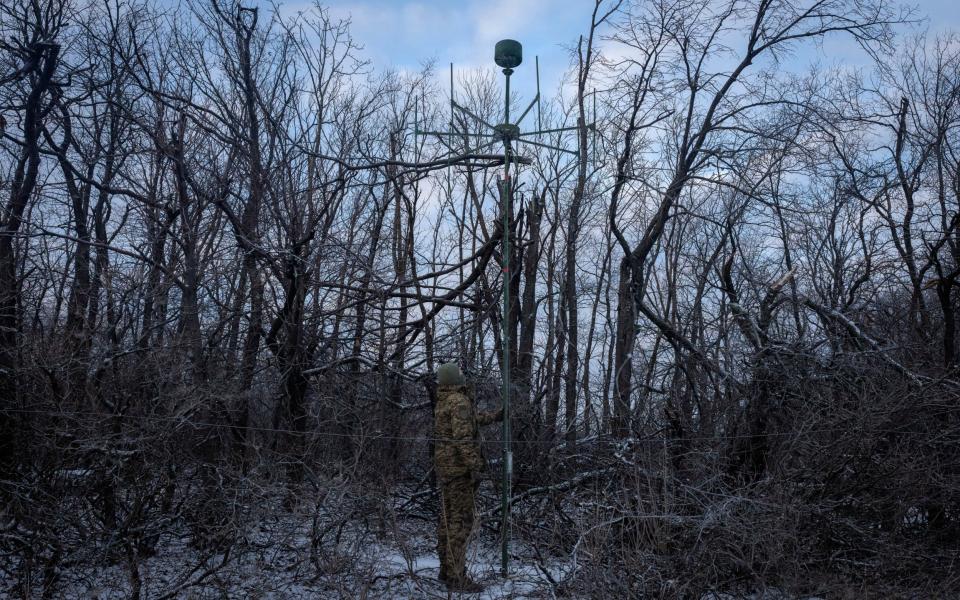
[[434, 362, 502, 592]]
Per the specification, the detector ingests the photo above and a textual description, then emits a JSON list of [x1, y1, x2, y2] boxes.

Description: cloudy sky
[[282, 0, 589, 101], [295, 0, 960, 96], [321, 0, 584, 74]]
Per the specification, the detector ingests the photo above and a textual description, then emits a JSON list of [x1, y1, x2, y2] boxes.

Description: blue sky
[[310, 0, 596, 99], [295, 0, 960, 99]]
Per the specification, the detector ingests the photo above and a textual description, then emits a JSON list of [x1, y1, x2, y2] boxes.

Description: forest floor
[[57, 513, 824, 600], [71, 531, 556, 599], [61, 491, 560, 599], [35, 472, 835, 599]]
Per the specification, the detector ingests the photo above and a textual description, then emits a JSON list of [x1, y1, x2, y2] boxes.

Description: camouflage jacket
[[434, 385, 501, 481]]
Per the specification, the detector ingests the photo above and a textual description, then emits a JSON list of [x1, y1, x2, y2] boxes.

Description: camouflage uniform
[[434, 363, 501, 588]]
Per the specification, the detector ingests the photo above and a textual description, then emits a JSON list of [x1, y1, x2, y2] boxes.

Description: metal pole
[[536, 56, 542, 133], [500, 66, 513, 578], [448, 63, 454, 198]]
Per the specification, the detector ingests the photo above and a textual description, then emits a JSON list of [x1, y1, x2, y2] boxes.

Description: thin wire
[[2, 408, 953, 444]]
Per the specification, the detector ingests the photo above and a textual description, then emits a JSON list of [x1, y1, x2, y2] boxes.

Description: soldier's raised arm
[[476, 406, 503, 427]]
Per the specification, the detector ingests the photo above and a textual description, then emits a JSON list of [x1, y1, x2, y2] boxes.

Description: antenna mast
[[415, 39, 594, 578]]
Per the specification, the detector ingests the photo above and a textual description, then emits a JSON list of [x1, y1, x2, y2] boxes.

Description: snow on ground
[[57, 511, 560, 599]]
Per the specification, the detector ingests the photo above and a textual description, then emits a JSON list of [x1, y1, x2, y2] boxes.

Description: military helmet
[[437, 362, 466, 386]]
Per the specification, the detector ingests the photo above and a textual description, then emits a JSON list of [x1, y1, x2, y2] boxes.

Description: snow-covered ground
[[59, 512, 560, 599]]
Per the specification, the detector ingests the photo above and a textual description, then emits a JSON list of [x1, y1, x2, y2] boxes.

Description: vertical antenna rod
[[536, 55, 542, 133], [500, 64, 513, 581], [494, 37, 521, 578], [448, 63, 454, 197]]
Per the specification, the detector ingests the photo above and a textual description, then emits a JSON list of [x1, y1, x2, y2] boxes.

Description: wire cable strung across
[[3, 407, 953, 444]]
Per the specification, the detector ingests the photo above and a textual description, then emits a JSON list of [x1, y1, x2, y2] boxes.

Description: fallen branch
[[481, 468, 615, 518]]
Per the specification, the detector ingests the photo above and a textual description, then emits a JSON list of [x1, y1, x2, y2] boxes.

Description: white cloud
[[468, 0, 549, 48]]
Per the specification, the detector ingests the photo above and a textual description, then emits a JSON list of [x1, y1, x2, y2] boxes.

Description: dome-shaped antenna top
[[495, 39, 522, 70]]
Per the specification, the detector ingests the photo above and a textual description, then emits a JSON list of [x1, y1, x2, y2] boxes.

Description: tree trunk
[[612, 257, 635, 438]]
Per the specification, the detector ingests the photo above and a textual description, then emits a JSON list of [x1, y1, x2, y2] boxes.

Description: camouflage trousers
[[437, 474, 478, 582]]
